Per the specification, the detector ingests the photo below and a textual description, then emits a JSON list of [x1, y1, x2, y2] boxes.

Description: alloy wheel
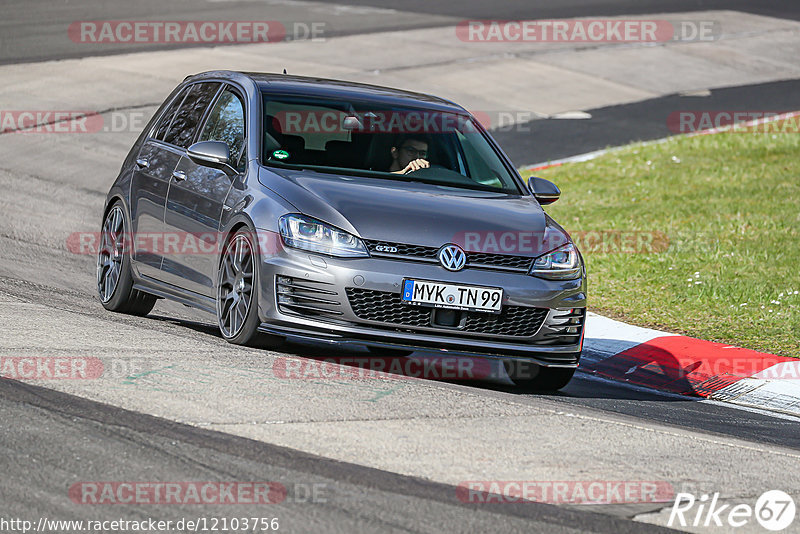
[[217, 233, 255, 338], [97, 206, 125, 303]]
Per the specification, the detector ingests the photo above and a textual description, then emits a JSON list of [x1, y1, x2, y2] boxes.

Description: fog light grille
[[276, 276, 342, 316]]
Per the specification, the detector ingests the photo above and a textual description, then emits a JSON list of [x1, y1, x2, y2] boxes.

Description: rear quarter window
[[162, 82, 221, 148], [153, 86, 191, 142]]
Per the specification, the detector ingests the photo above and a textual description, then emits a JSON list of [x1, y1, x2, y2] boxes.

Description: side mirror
[[187, 141, 238, 176], [342, 115, 364, 131], [527, 176, 561, 205]]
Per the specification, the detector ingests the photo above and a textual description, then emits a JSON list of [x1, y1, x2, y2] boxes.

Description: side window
[[163, 82, 221, 148], [456, 130, 504, 189], [200, 89, 246, 171], [153, 86, 190, 141]]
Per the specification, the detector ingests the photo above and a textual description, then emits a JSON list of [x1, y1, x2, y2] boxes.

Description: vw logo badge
[[438, 244, 467, 271]]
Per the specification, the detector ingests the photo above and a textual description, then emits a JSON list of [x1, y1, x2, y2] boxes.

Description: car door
[[128, 85, 190, 279], [162, 84, 245, 297]]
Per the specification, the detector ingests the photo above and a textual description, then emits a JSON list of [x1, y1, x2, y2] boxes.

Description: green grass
[[524, 130, 800, 358]]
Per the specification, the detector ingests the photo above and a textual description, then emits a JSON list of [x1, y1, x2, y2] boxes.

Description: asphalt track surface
[[4, 0, 800, 64], [495, 78, 800, 166], [3, 1, 800, 532], [0, 0, 456, 64], [309, 0, 800, 21], [1, 378, 679, 534]]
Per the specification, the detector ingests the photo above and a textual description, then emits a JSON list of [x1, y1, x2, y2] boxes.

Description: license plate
[[401, 279, 503, 314]]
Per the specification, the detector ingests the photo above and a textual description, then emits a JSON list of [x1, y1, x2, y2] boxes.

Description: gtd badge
[[375, 245, 398, 253]]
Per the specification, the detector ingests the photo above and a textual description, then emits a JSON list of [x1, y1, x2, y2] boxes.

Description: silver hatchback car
[[97, 71, 586, 390]]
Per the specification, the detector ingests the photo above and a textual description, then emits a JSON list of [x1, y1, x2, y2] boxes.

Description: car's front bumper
[[256, 234, 587, 368]]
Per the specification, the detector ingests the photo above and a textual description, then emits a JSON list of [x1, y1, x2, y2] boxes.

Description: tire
[[97, 202, 157, 316], [504, 360, 576, 392], [216, 228, 283, 349]]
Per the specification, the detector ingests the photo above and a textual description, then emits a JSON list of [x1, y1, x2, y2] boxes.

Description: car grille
[[365, 240, 438, 260], [346, 288, 548, 337], [364, 240, 533, 273], [466, 251, 533, 270], [344, 288, 432, 327], [463, 307, 549, 337]]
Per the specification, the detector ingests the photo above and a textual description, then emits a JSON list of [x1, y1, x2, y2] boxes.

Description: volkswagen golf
[[97, 70, 586, 390]]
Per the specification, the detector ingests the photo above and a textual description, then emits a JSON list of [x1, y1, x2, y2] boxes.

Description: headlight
[[278, 214, 369, 258], [529, 243, 582, 280]]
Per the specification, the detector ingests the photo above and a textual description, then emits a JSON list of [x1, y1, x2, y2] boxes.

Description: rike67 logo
[[669, 490, 796, 531]]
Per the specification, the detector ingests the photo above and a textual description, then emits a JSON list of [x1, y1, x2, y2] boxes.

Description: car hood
[[258, 167, 569, 256]]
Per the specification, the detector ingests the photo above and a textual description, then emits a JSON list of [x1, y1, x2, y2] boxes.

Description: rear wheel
[[504, 360, 576, 392], [216, 228, 283, 349], [97, 202, 157, 316]]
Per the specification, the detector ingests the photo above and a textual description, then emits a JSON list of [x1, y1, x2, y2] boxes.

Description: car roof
[[186, 70, 468, 114]]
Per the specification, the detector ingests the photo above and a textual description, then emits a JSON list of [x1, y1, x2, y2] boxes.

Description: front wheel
[[216, 229, 283, 349], [97, 202, 157, 316]]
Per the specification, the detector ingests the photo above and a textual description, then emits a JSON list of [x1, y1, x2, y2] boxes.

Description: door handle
[[172, 170, 187, 182], [135, 158, 150, 169]]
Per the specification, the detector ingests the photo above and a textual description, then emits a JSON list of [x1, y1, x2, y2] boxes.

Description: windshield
[[260, 94, 522, 194]]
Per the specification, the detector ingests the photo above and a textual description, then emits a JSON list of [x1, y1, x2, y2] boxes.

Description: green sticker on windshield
[[273, 149, 290, 160]]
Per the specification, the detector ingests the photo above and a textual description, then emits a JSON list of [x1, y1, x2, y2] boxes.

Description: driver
[[389, 134, 430, 174]]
